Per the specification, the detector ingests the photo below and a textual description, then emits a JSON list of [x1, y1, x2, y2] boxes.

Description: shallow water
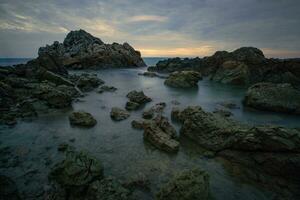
[[1, 67, 300, 199]]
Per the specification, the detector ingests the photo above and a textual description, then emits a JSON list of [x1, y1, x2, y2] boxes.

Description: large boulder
[[69, 111, 97, 127], [176, 106, 300, 179], [164, 71, 202, 88], [156, 168, 210, 200], [38, 29, 146, 69], [243, 82, 300, 114]]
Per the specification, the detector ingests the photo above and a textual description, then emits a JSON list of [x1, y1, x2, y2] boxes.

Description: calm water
[[1, 67, 300, 199]]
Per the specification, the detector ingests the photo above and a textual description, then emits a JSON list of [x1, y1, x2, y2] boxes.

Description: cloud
[[127, 15, 168, 23]]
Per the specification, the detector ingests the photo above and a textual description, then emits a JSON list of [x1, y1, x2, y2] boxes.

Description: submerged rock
[[110, 107, 130, 121], [131, 119, 144, 130], [98, 85, 117, 93], [69, 111, 97, 127], [243, 82, 300, 114], [49, 150, 104, 188], [164, 71, 202, 88], [156, 168, 210, 200], [0, 175, 20, 200], [125, 101, 140, 111]]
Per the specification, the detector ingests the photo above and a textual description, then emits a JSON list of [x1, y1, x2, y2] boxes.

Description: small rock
[[131, 120, 144, 130], [110, 107, 130, 121], [125, 101, 140, 111], [69, 111, 97, 127], [213, 108, 233, 117], [98, 85, 117, 93]]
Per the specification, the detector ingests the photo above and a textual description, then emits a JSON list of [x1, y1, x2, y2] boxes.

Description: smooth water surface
[[1, 67, 299, 199]]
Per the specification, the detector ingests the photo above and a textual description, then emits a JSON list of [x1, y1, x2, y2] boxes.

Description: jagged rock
[[73, 73, 104, 92], [131, 120, 144, 129], [164, 71, 202, 88], [37, 69, 74, 86], [125, 101, 140, 111], [126, 90, 152, 104], [177, 106, 300, 180], [49, 150, 104, 187], [98, 85, 117, 93], [156, 168, 210, 200], [69, 111, 97, 127], [143, 115, 179, 153], [110, 107, 130, 121], [243, 82, 300, 114], [0, 175, 21, 200], [38, 29, 145, 69], [142, 102, 166, 119]]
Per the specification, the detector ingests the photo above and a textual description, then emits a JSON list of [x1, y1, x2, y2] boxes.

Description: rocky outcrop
[[143, 115, 179, 153], [38, 29, 145, 69], [69, 111, 97, 127], [176, 106, 300, 180], [110, 107, 130, 121], [164, 71, 202, 88], [243, 82, 300, 114], [125, 90, 152, 110], [150, 47, 300, 86], [156, 168, 210, 200]]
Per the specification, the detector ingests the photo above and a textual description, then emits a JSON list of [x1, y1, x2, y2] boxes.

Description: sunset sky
[[0, 0, 300, 58]]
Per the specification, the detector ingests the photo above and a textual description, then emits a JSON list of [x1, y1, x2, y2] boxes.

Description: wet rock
[[126, 90, 152, 105], [164, 71, 202, 88], [110, 107, 130, 121], [85, 177, 131, 200], [143, 115, 179, 153], [0, 175, 21, 200], [69, 111, 97, 127], [138, 71, 167, 78], [213, 108, 233, 117], [142, 102, 166, 119], [38, 29, 145, 69], [98, 85, 117, 93], [171, 100, 180, 105], [243, 82, 300, 114], [218, 101, 239, 109], [37, 69, 73, 86], [156, 168, 210, 200], [74, 73, 104, 92], [125, 101, 140, 111], [131, 120, 144, 130], [49, 150, 104, 188]]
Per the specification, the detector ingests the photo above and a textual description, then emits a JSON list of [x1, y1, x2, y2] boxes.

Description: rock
[[218, 101, 239, 109], [58, 143, 69, 152], [49, 150, 104, 187], [177, 106, 300, 180], [98, 85, 117, 93], [171, 107, 182, 121], [125, 101, 140, 111], [243, 82, 300, 114], [38, 29, 145, 69], [143, 115, 179, 153], [110, 107, 130, 121], [164, 71, 202, 88], [69, 111, 97, 127], [138, 71, 167, 78], [156, 168, 210, 200], [126, 90, 152, 104], [37, 69, 74, 86], [142, 102, 166, 119], [74, 73, 104, 92], [131, 120, 144, 130], [0, 175, 21, 200], [213, 108, 233, 117], [85, 177, 131, 200], [211, 60, 250, 85]]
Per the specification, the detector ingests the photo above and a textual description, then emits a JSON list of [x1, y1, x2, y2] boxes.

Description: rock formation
[[38, 29, 146, 69], [69, 111, 97, 127], [164, 71, 202, 88]]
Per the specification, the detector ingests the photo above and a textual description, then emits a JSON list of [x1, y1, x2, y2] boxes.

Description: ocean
[[0, 57, 167, 67]]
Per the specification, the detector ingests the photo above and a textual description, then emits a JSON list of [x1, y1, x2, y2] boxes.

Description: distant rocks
[[125, 90, 152, 110], [69, 111, 97, 127], [156, 168, 210, 200], [150, 47, 300, 86], [38, 29, 146, 69], [243, 82, 300, 114], [110, 107, 130, 121], [164, 71, 202, 88]]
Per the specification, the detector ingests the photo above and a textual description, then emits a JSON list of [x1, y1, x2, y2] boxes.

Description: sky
[[0, 0, 300, 58]]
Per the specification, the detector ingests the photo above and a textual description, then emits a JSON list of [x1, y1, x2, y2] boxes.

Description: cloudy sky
[[0, 0, 300, 58]]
